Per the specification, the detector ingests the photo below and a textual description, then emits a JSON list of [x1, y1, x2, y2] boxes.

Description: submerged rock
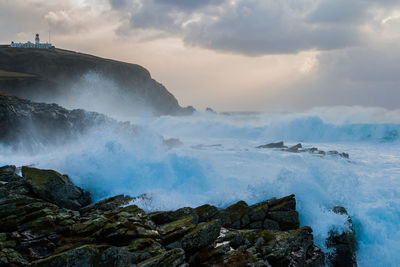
[[326, 206, 357, 267], [205, 107, 217, 114], [21, 166, 91, 210], [163, 138, 184, 149]]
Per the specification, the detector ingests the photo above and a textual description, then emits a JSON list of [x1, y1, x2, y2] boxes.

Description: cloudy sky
[[1, 0, 399, 111]]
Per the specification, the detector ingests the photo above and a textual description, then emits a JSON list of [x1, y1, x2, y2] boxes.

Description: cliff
[[0, 47, 194, 116]]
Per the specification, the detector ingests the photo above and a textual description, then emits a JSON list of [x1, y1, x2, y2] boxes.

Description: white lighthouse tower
[[35, 33, 40, 46]]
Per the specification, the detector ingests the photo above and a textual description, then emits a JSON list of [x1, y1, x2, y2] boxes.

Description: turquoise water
[[1, 109, 400, 266]]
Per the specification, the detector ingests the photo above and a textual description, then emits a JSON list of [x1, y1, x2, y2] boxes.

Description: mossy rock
[[219, 201, 251, 229], [260, 226, 325, 266], [22, 166, 90, 210], [79, 195, 133, 215], [0, 195, 61, 232], [137, 248, 185, 267], [266, 210, 299, 230], [176, 219, 222, 252], [0, 248, 28, 266], [267, 194, 296, 212], [205, 249, 260, 266], [0, 165, 20, 182], [159, 215, 197, 244], [149, 207, 197, 225], [30, 244, 105, 267], [263, 218, 280, 230], [194, 204, 219, 222], [71, 215, 108, 236]]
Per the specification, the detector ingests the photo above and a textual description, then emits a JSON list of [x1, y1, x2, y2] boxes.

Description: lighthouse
[[9, 33, 54, 49], [35, 33, 40, 45]]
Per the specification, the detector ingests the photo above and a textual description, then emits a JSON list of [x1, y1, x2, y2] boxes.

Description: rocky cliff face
[[0, 94, 137, 150], [0, 47, 194, 116], [0, 165, 326, 266]]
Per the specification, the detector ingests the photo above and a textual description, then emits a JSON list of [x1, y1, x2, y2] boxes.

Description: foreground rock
[[257, 141, 350, 159], [0, 165, 328, 266], [21, 166, 90, 210]]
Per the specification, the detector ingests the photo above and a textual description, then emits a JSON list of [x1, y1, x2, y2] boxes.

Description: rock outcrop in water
[[326, 207, 357, 267], [257, 141, 350, 159], [0, 47, 194, 116], [0, 165, 326, 266]]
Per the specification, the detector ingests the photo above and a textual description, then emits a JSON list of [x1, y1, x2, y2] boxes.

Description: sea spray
[[1, 107, 400, 266]]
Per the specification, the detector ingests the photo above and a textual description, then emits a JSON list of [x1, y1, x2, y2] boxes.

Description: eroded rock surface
[[0, 165, 329, 266], [21, 166, 90, 210]]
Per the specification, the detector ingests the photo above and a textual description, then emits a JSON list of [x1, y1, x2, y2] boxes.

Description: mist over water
[[1, 106, 400, 266], [56, 72, 154, 118]]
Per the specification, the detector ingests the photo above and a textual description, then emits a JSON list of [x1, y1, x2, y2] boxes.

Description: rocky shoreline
[[0, 165, 356, 266]]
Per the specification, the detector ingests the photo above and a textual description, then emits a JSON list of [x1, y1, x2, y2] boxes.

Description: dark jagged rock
[[194, 204, 219, 223], [0, 94, 137, 149], [0, 47, 194, 116], [171, 220, 222, 252], [149, 207, 198, 225], [326, 206, 357, 267], [257, 141, 287, 149], [258, 141, 350, 159], [0, 165, 20, 182], [21, 166, 91, 210], [137, 248, 186, 267], [79, 194, 133, 215], [218, 200, 252, 229], [286, 143, 303, 152], [213, 195, 300, 232], [0, 165, 326, 266], [211, 226, 324, 266], [340, 152, 350, 159]]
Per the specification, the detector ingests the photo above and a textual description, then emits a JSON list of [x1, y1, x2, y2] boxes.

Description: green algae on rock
[[0, 165, 334, 266]]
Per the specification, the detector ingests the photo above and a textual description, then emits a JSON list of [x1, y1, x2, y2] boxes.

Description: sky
[[0, 0, 399, 112]]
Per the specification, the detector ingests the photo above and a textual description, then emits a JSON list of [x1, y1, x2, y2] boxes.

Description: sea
[[1, 107, 400, 266]]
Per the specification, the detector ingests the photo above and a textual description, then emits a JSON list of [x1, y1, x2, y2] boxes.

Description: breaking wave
[[1, 106, 400, 266]]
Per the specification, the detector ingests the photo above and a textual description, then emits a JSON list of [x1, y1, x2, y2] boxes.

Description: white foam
[[1, 107, 399, 266]]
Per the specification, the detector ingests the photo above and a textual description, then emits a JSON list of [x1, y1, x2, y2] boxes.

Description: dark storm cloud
[[109, 0, 383, 55], [105, 0, 400, 110], [182, 0, 362, 55], [306, 0, 368, 24]]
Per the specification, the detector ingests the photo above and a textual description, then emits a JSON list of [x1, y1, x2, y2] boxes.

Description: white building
[[10, 33, 54, 49]]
